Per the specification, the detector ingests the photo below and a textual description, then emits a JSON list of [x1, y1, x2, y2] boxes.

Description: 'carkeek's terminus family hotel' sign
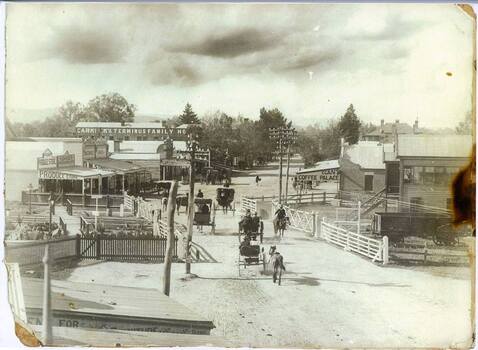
[[76, 122, 189, 141]]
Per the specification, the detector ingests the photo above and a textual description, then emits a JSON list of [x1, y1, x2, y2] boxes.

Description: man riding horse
[[273, 205, 289, 237]]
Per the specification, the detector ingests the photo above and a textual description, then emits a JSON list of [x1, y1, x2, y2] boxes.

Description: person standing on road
[[255, 175, 261, 186]]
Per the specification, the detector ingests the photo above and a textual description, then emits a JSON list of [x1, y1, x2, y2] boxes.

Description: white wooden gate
[[241, 197, 257, 213], [320, 218, 388, 264]]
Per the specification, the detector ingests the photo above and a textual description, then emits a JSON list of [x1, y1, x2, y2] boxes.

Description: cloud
[[146, 53, 205, 86], [272, 47, 342, 72], [45, 25, 128, 64], [343, 12, 426, 42], [167, 28, 284, 58]]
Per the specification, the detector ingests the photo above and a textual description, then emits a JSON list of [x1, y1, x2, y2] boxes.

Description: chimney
[[380, 119, 385, 133], [413, 119, 419, 134]]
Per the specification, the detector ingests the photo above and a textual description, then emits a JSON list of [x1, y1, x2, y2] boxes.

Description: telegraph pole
[[185, 125, 200, 274], [285, 145, 290, 203], [270, 127, 297, 204]]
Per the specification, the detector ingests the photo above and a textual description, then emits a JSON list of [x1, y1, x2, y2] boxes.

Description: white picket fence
[[271, 200, 317, 234], [241, 196, 257, 213], [321, 219, 388, 264]]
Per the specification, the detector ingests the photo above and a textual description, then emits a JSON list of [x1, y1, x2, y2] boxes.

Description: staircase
[[346, 188, 386, 221]]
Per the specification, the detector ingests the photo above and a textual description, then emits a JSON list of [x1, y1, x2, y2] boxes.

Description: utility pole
[[163, 180, 177, 296], [185, 125, 200, 274], [269, 127, 297, 204], [285, 144, 290, 204]]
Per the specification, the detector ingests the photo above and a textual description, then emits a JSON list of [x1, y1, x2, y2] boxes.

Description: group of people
[[239, 209, 264, 237]]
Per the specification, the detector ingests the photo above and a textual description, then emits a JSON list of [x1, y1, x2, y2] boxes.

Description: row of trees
[[296, 104, 364, 166], [10, 93, 136, 137], [197, 107, 290, 168]]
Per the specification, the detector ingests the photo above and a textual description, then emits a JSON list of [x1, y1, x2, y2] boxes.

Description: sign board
[[95, 145, 108, 159], [297, 168, 339, 183], [83, 144, 96, 160], [76, 126, 187, 139], [37, 157, 57, 169], [39, 169, 81, 180], [26, 312, 210, 335], [57, 153, 75, 168]]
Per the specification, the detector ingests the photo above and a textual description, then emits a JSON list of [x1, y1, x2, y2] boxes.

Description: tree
[[178, 103, 200, 125], [256, 107, 291, 161], [456, 112, 473, 135], [321, 119, 342, 159], [337, 104, 361, 144], [296, 126, 321, 167], [86, 93, 136, 124]]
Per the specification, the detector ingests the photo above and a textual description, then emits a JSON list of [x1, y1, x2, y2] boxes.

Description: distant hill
[[134, 113, 177, 123], [6, 107, 57, 123]]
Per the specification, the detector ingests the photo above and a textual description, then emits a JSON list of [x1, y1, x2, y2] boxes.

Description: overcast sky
[[5, 3, 474, 128]]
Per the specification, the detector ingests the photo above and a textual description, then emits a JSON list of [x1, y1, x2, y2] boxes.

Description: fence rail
[[241, 197, 257, 213], [79, 235, 178, 262], [21, 191, 124, 208], [320, 219, 388, 264], [4, 237, 77, 265]]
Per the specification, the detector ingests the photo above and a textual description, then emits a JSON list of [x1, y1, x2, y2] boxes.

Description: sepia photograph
[[2, 2, 476, 348]]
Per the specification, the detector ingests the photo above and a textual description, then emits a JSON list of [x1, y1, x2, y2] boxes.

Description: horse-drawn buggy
[[238, 210, 264, 243], [371, 211, 465, 246], [238, 232, 266, 276], [193, 198, 216, 234], [216, 187, 235, 213]]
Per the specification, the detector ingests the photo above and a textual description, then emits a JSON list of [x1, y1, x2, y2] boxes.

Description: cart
[[238, 214, 264, 243], [193, 198, 216, 234], [238, 233, 267, 276], [216, 187, 235, 213]]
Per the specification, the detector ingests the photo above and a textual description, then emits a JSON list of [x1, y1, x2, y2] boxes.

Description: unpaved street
[[65, 214, 473, 348]]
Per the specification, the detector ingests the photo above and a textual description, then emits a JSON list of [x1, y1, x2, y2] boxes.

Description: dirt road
[[66, 214, 472, 348]]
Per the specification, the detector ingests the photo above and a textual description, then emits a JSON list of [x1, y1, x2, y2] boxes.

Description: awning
[[38, 167, 115, 180], [85, 159, 144, 173]]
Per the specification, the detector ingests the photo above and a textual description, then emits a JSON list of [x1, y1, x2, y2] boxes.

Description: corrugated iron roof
[[86, 159, 144, 172], [397, 134, 473, 158], [298, 160, 339, 174]]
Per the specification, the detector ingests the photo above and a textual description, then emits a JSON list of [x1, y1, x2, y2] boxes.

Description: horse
[[273, 216, 290, 238], [175, 195, 188, 215], [268, 246, 286, 285]]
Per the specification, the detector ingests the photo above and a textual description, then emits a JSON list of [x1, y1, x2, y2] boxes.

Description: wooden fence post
[[96, 235, 101, 260], [312, 212, 317, 237], [42, 245, 52, 345], [163, 181, 178, 296], [382, 236, 389, 265], [75, 234, 81, 259]]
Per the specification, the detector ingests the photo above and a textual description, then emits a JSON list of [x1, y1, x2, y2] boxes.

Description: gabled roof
[[342, 141, 391, 169], [397, 134, 473, 158], [365, 122, 413, 136]]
